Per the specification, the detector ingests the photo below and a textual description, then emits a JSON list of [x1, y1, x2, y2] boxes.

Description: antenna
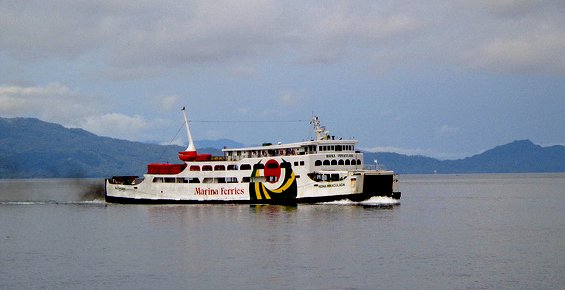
[[181, 106, 196, 152], [310, 115, 330, 140]]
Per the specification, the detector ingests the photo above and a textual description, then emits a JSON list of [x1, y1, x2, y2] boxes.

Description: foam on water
[[317, 196, 400, 206]]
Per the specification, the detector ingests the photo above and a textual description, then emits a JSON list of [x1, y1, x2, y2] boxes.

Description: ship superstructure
[[105, 109, 400, 204]]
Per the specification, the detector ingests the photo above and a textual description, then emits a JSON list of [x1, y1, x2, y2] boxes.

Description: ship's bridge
[[222, 139, 358, 161]]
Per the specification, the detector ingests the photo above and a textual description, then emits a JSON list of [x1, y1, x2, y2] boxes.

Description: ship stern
[[361, 172, 401, 200]]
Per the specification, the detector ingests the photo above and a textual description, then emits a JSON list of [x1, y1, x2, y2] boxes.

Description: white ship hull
[[105, 114, 400, 204], [106, 155, 400, 204]]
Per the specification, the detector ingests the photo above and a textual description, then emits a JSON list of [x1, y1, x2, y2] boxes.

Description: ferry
[[105, 108, 400, 204]]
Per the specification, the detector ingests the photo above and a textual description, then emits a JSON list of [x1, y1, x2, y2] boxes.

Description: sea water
[[1, 174, 564, 289]]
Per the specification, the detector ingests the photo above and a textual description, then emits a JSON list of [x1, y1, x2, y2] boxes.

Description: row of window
[[152, 176, 299, 184], [153, 172, 357, 184], [318, 145, 354, 152], [315, 159, 362, 166], [225, 144, 353, 158], [188, 161, 305, 172], [181, 159, 357, 173]]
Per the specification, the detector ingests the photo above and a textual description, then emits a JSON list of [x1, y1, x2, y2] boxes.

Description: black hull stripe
[[105, 192, 400, 205]]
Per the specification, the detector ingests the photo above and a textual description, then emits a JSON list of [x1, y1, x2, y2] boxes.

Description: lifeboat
[[178, 151, 197, 161], [147, 163, 187, 174], [178, 151, 212, 161]]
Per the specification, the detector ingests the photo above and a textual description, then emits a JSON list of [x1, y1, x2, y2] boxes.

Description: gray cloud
[[0, 83, 96, 125], [0, 83, 169, 141], [1, 0, 564, 78]]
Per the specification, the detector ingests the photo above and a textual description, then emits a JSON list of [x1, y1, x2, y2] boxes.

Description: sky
[[1, 0, 564, 159]]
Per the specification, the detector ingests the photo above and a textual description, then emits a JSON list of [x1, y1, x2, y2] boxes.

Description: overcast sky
[[1, 0, 564, 159]]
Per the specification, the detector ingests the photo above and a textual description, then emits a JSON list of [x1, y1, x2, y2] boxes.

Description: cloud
[[0, 1, 113, 61], [81, 113, 169, 141], [159, 95, 180, 111], [279, 93, 298, 107], [465, 30, 565, 74], [292, 4, 421, 64], [362, 145, 435, 157], [435, 124, 460, 135], [452, 0, 565, 74], [362, 145, 465, 159], [0, 83, 95, 125], [0, 83, 170, 141], [107, 0, 285, 71], [464, 0, 565, 18], [1, 0, 564, 78]]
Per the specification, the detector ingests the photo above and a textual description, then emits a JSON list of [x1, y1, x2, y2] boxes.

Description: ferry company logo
[[249, 159, 297, 202]]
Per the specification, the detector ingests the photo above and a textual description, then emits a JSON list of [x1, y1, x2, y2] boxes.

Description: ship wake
[[317, 196, 400, 206]]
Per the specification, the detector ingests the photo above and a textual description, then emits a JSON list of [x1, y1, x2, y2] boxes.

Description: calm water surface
[[1, 174, 564, 290]]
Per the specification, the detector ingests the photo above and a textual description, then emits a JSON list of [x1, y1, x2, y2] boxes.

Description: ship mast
[[310, 115, 330, 140], [181, 106, 196, 152]]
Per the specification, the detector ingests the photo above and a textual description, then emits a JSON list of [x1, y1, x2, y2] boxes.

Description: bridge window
[[315, 160, 322, 166], [345, 159, 351, 165], [338, 159, 344, 165], [351, 159, 357, 165], [190, 165, 200, 171], [323, 160, 330, 166], [331, 160, 337, 165]]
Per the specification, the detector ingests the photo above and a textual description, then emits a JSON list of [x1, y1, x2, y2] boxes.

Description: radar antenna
[[310, 115, 330, 140]]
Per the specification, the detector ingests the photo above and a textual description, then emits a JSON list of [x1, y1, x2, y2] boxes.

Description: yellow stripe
[[254, 182, 262, 200], [261, 184, 271, 199], [271, 172, 295, 194]]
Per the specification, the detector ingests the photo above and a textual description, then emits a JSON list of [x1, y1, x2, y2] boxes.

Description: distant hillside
[[0, 117, 220, 178], [366, 140, 565, 174], [1, 117, 563, 178]]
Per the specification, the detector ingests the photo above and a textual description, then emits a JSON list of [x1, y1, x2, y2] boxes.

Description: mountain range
[[1, 117, 563, 178], [367, 139, 565, 174]]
